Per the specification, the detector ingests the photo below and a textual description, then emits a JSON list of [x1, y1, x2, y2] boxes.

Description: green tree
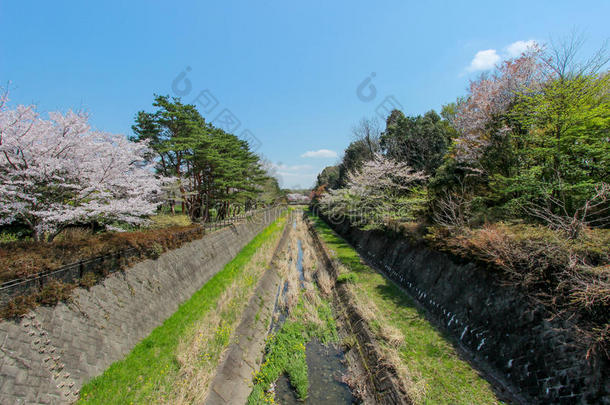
[[132, 95, 269, 221], [337, 139, 375, 187], [380, 110, 451, 175], [498, 41, 610, 230], [316, 165, 340, 189]]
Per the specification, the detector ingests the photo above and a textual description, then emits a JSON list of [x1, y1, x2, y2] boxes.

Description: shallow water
[[271, 224, 354, 404], [275, 340, 355, 404], [269, 281, 287, 333]]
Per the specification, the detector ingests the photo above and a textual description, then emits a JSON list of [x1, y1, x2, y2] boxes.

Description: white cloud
[[467, 49, 500, 72], [505, 40, 537, 57], [300, 149, 338, 158], [267, 162, 320, 188], [267, 160, 334, 188], [272, 163, 312, 171], [465, 39, 538, 74]]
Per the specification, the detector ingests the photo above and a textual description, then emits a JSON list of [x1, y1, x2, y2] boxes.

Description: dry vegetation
[[380, 217, 610, 360], [0, 223, 202, 283], [164, 234, 278, 404], [426, 223, 610, 359], [248, 215, 339, 403], [334, 263, 426, 402], [0, 221, 204, 319], [310, 213, 505, 404]]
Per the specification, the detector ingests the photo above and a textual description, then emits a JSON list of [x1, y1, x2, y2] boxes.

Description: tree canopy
[[381, 109, 452, 176], [315, 37, 609, 238], [0, 99, 163, 241], [131, 95, 273, 221]]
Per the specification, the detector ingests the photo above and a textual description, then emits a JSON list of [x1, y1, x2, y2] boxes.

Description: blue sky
[[1, 1, 608, 188]]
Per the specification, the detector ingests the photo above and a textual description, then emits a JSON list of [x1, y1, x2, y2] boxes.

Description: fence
[[201, 206, 277, 231], [0, 206, 283, 307]]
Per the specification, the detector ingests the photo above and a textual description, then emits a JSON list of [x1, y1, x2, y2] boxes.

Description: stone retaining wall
[[327, 218, 609, 405], [0, 208, 283, 404]]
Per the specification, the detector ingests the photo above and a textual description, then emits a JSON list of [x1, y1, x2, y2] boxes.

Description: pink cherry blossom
[[0, 97, 167, 240], [453, 48, 544, 163]]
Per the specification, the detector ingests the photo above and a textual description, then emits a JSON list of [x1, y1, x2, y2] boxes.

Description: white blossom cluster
[[453, 48, 543, 164], [320, 154, 427, 226], [345, 153, 428, 196], [0, 96, 166, 240]]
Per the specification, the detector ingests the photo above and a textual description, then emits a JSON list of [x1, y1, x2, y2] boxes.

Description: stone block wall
[[329, 219, 609, 405], [0, 208, 282, 404]]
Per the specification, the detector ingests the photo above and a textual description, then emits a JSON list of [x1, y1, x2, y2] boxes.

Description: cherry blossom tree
[[453, 47, 543, 164], [344, 153, 427, 194], [319, 153, 427, 227], [0, 96, 166, 241]]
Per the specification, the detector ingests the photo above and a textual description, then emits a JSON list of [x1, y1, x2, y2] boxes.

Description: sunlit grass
[[308, 212, 503, 405], [147, 213, 192, 229], [78, 213, 287, 404], [247, 291, 338, 404]]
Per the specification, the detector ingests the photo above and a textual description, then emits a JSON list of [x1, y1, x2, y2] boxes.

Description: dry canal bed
[[244, 213, 354, 404]]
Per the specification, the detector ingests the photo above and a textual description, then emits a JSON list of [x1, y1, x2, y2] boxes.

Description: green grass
[[78, 213, 287, 404], [336, 272, 358, 284], [248, 291, 338, 404], [308, 211, 503, 405], [0, 231, 21, 243]]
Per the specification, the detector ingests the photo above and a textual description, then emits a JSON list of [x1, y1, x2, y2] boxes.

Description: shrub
[[429, 222, 610, 358], [0, 224, 204, 320], [0, 224, 203, 283], [1, 280, 76, 319], [0, 232, 20, 243], [1, 295, 37, 318], [336, 273, 358, 284], [38, 280, 75, 306], [54, 227, 94, 242], [80, 272, 98, 289], [147, 242, 164, 259]]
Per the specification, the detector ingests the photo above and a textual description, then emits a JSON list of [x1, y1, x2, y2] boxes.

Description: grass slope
[[78, 214, 286, 404], [308, 212, 503, 405]]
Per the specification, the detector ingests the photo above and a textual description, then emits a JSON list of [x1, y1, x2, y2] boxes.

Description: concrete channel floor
[[205, 222, 290, 405]]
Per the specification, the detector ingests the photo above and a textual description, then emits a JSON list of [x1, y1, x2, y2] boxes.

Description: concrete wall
[[0, 208, 282, 404], [328, 219, 609, 405]]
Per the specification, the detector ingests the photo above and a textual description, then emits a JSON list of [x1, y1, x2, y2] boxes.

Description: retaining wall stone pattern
[[328, 218, 609, 405], [0, 209, 282, 404]]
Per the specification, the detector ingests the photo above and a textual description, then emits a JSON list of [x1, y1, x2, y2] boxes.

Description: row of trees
[[0, 93, 279, 241], [314, 37, 609, 238], [132, 95, 277, 221], [315, 108, 454, 191]]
